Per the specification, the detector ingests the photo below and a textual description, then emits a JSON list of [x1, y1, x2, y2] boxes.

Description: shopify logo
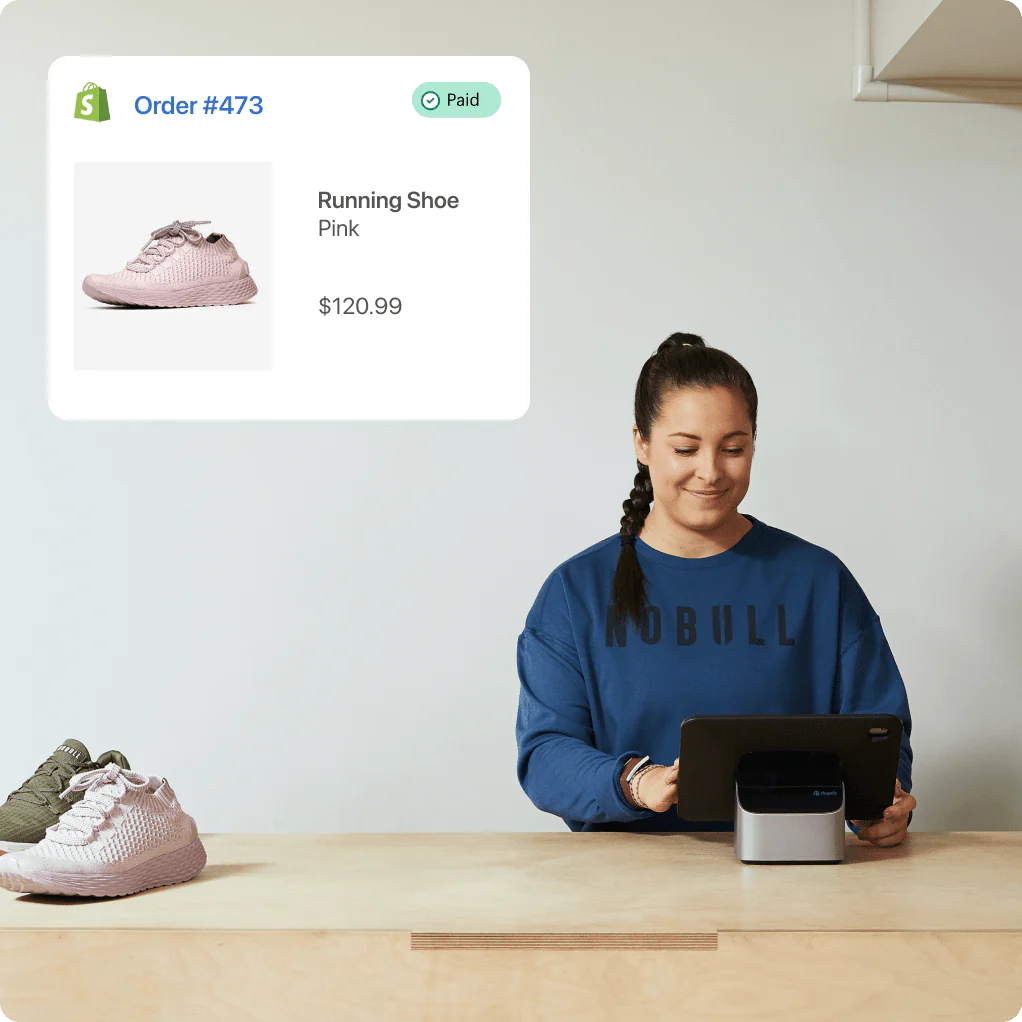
[[74, 82, 110, 122]]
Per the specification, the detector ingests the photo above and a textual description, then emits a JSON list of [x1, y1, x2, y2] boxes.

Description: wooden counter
[[0, 832, 1019, 1021]]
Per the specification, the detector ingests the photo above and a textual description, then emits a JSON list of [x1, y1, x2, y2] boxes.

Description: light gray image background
[[75, 162, 271, 370], [1, 0, 1020, 832]]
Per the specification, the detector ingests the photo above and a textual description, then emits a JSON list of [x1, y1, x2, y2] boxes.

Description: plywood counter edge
[[0, 927, 1019, 935]]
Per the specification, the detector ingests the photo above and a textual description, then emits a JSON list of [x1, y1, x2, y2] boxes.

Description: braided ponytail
[[611, 332, 758, 632], [612, 465, 655, 627]]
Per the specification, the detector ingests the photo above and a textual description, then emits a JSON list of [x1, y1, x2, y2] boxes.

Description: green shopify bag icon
[[74, 82, 110, 122]]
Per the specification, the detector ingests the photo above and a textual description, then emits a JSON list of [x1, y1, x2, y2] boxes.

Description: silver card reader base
[[734, 750, 845, 864]]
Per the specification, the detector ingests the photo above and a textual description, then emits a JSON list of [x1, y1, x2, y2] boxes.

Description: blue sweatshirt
[[515, 514, 913, 833]]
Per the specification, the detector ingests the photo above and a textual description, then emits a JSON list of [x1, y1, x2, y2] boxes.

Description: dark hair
[[611, 332, 758, 632]]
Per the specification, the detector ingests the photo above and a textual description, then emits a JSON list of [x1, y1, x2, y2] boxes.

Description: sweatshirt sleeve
[[834, 564, 914, 831], [516, 572, 653, 825]]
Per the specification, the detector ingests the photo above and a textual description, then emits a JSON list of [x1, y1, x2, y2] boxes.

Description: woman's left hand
[[852, 779, 917, 847]]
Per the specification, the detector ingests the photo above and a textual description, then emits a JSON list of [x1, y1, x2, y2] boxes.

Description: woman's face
[[633, 385, 754, 529]]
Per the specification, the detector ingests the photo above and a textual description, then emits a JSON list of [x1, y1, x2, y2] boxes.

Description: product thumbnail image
[[82, 219, 258, 308]]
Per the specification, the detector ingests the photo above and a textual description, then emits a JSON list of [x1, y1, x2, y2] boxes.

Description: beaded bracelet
[[628, 762, 659, 809]]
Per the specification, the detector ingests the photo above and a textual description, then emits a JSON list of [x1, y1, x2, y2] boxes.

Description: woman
[[515, 333, 916, 846]]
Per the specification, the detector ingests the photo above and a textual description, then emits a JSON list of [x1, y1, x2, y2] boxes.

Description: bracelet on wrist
[[624, 755, 650, 784], [628, 762, 658, 809]]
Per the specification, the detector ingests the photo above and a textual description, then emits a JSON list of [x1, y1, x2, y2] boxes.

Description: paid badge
[[74, 82, 110, 122]]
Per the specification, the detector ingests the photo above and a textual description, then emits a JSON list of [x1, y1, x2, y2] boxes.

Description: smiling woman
[[515, 332, 916, 841], [616, 334, 758, 621]]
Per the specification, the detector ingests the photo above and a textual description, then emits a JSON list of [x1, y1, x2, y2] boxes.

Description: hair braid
[[611, 466, 654, 629], [620, 466, 654, 540]]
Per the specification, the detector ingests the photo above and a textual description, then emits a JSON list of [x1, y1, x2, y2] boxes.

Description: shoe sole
[[0, 836, 207, 897], [83, 275, 258, 308], [0, 841, 36, 853]]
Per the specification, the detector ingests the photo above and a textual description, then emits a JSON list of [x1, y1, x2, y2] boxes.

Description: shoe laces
[[8, 756, 79, 810], [46, 764, 139, 845], [127, 220, 211, 272]]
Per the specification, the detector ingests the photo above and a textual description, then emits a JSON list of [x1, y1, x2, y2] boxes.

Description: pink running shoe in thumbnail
[[82, 219, 258, 308]]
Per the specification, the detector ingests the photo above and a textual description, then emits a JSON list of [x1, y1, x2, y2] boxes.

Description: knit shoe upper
[[0, 764, 206, 897], [0, 740, 130, 846], [82, 220, 257, 308]]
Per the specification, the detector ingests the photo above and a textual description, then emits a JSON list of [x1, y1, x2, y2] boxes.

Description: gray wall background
[[0, 0, 1019, 832]]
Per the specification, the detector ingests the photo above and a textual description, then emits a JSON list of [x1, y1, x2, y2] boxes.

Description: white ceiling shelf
[[854, 0, 1022, 103]]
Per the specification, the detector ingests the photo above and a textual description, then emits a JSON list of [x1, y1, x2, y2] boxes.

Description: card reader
[[734, 750, 845, 863]]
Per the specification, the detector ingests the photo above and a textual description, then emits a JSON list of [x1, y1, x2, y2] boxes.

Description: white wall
[[0, 0, 1019, 831]]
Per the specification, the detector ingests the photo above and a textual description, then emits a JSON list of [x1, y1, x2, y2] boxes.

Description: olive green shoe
[[0, 740, 130, 852]]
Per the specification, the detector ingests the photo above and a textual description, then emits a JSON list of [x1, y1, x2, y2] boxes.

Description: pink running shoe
[[0, 764, 206, 897], [82, 219, 258, 308]]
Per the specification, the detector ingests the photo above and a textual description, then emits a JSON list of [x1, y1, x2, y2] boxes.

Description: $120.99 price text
[[319, 297, 403, 316]]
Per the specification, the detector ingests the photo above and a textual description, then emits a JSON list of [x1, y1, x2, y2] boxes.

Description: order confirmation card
[[48, 56, 530, 420]]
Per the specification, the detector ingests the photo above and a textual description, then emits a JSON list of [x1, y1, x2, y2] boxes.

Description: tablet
[[676, 713, 903, 822]]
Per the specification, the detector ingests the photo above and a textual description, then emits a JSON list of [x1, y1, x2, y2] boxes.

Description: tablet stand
[[733, 750, 845, 864]]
